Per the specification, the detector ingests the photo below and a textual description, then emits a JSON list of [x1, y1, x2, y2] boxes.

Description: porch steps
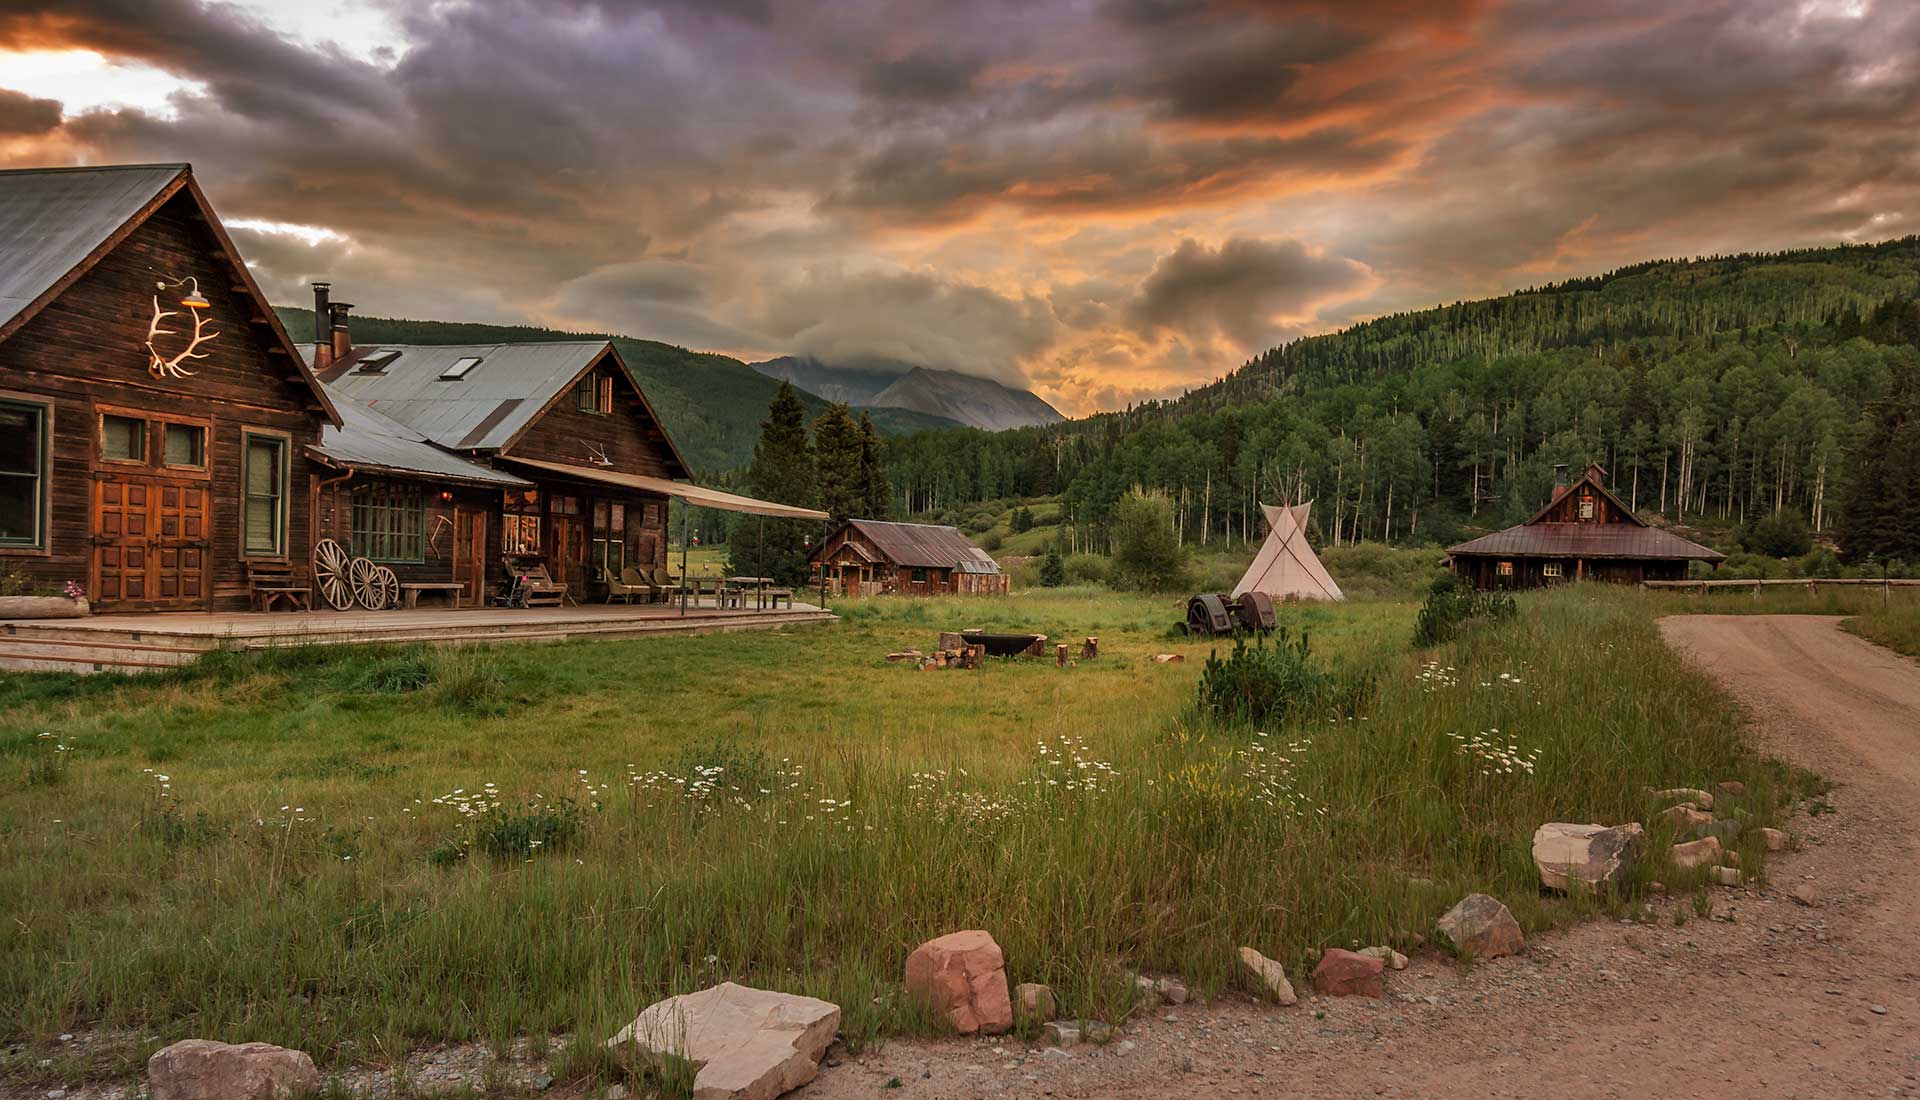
[[0, 609, 836, 674]]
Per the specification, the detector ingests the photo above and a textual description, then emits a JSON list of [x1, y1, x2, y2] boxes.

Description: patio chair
[[607, 566, 656, 604]]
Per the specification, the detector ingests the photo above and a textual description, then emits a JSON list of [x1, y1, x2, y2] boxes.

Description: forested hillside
[[884, 237, 1920, 556], [275, 308, 959, 472]]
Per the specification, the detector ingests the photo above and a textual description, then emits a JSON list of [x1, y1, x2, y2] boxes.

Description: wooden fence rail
[[1643, 578, 1920, 594]]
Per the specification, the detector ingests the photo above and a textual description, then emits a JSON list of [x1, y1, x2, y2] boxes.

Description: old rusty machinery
[[1183, 591, 1279, 636]]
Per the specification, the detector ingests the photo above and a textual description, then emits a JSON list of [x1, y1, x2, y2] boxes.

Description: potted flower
[[0, 573, 91, 619]]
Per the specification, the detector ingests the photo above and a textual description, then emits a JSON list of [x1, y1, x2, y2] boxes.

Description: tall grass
[[1846, 602, 1920, 657], [0, 587, 1810, 1084]]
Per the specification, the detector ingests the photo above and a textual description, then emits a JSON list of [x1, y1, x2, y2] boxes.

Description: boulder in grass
[[1648, 788, 1713, 811], [1357, 946, 1408, 970], [1760, 827, 1789, 852], [1236, 946, 1297, 1005], [1152, 653, 1185, 664], [1715, 780, 1747, 799], [1660, 804, 1713, 831], [1532, 822, 1645, 894], [606, 982, 839, 1100], [1434, 893, 1525, 960], [1670, 836, 1722, 871], [1013, 983, 1056, 1025], [148, 1040, 319, 1100], [904, 930, 1013, 1035], [1313, 949, 1385, 997]]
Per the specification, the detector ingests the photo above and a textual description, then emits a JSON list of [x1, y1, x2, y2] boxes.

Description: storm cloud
[[3, 0, 1917, 414]]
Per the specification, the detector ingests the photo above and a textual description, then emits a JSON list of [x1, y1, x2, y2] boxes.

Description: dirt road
[[809, 616, 1920, 1099]]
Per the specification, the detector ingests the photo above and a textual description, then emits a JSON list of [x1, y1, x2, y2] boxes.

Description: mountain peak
[[753, 357, 1062, 431]]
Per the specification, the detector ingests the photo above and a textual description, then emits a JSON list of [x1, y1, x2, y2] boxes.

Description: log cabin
[[0, 162, 821, 615], [0, 164, 341, 610], [310, 303, 694, 603], [1445, 464, 1725, 589], [809, 518, 1007, 596]]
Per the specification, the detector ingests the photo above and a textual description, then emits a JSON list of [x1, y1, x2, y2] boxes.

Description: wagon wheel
[[349, 556, 386, 610], [372, 565, 400, 610], [313, 539, 354, 610]]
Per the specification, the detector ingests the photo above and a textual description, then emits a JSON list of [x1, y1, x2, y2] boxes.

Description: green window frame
[[242, 433, 288, 557], [350, 483, 425, 563], [0, 398, 49, 550]]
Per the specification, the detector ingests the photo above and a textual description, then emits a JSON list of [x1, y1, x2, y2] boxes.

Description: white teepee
[[1231, 502, 1344, 601]]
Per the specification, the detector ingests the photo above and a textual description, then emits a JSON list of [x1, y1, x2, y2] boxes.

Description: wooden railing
[[1644, 578, 1920, 593]]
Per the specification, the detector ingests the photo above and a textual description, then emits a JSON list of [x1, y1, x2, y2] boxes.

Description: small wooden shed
[[809, 519, 1007, 596]]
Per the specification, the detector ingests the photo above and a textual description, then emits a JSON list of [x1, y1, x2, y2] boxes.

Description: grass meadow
[[0, 584, 1824, 1090]]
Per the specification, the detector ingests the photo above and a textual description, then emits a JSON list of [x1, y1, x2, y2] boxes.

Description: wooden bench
[[765, 587, 793, 610], [510, 563, 568, 608], [399, 582, 464, 610], [245, 561, 311, 612]]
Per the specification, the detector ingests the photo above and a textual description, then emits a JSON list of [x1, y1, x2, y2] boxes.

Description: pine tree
[[855, 411, 893, 520], [1837, 360, 1920, 564], [813, 403, 863, 521], [1039, 545, 1066, 587], [730, 382, 817, 584]]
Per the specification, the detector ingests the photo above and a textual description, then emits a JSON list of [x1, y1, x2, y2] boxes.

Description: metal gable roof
[[0, 163, 189, 334], [311, 394, 533, 488], [1446, 523, 1726, 561], [822, 519, 1001, 571], [317, 341, 611, 451]]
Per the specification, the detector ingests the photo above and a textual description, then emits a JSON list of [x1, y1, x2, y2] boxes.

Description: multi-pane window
[[0, 399, 47, 549], [502, 514, 541, 555], [1542, 562, 1564, 579], [102, 414, 146, 461], [243, 434, 287, 556], [351, 484, 424, 562], [1496, 561, 1514, 577], [163, 424, 205, 468], [575, 372, 614, 413]]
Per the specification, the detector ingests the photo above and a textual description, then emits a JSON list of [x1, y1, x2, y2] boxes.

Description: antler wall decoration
[[144, 275, 219, 380], [582, 441, 613, 466]]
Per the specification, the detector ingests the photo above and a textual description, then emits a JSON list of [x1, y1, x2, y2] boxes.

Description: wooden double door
[[92, 474, 211, 609]]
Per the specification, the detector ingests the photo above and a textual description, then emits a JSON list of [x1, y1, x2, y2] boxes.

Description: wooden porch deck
[[0, 599, 836, 674]]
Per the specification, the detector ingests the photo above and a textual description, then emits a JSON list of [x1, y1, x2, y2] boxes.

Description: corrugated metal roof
[[311, 395, 532, 487], [825, 519, 1001, 571], [1447, 523, 1726, 561], [501, 456, 830, 520], [0, 163, 187, 333], [318, 342, 611, 452]]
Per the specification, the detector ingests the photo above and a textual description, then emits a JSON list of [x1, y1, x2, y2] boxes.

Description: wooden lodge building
[[809, 519, 1007, 596], [0, 162, 823, 614], [1445, 464, 1725, 589]]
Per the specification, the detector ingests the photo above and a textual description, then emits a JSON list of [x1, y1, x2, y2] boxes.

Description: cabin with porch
[[309, 298, 693, 604], [1445, 464, 1725, 589], [0, 163, 340, 612], [809, 518, 1007, 596]]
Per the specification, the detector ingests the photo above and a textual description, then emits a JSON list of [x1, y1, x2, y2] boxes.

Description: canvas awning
[[500, 456, 829, 520]]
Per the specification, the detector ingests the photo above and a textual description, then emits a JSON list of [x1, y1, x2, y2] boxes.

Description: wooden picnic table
[[728, 576, 771, 610]]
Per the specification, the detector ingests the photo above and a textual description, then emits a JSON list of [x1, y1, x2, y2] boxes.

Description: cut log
[[1082, 637, 1099, 659], [1055, 643, 1069, 667]]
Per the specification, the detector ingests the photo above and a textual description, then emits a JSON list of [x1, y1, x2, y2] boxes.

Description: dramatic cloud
[[1131, 237, 1376, 349], [3, 0, 1917, 415]]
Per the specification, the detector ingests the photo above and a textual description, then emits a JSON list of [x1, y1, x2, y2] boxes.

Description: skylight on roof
[[439, 356, 483, 380], [355, 350, 401, 373]]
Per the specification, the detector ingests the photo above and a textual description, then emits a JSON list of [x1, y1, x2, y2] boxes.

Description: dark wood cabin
[[0, 164, 340, 611], [312, 317, 691, 602], [809, 519, 1007, 596], [1446, 464, 1725, 589]]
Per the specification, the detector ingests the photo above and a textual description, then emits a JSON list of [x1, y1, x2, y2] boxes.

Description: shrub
[[1010, 507, 1035, 534], [473, 797, 587, 860], [427, 649, 508, 715], [1412, 581, 1516, 647], [1110, 490, 1190, 592], [1190, 625, 1359, 729], [1039, 546, 1066, 587], [1742, 511, 1813, 557], [1063, 552, 1110, 586], [980, 531, 1004, 553]]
